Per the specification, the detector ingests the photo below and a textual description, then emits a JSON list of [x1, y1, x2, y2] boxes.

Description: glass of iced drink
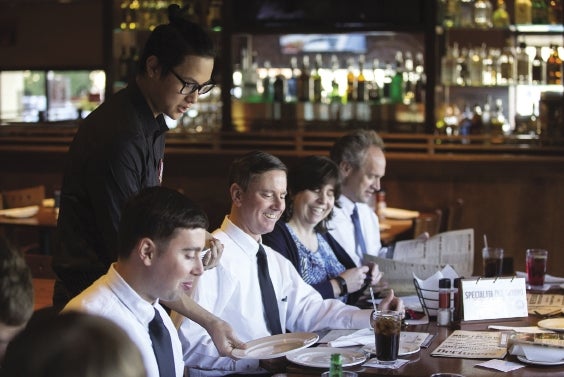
[[371, 310, 401, 364], [526, 249, 548, 289]]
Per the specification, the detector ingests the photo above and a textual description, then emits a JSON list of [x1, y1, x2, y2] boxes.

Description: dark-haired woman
[[263, 155, 381, 305]]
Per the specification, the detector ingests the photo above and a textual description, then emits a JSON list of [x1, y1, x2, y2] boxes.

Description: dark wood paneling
[[2, 148, 563, 279]]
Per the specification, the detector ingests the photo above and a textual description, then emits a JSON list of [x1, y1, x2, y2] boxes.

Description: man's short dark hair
[[118, 186, 208, 258], [228, 151, 287, 192]]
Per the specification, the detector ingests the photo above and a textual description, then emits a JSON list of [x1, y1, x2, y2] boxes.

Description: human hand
[[340, 266, 370, 293], [202, 232, 224, 270], [207, 317, 246, 357], [378, 289, 405, 317], [366, 262, 383, 286]]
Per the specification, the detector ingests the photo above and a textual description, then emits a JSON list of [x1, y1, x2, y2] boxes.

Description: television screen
[[279, 34, 366, 54]]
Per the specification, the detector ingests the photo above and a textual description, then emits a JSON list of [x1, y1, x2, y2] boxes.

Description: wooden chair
[[441, 198, 465, 232], [1, 185, 46, 209], [412, 209, 443, 238]]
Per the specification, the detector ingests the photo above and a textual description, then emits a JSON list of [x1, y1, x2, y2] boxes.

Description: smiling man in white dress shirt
[[327, 129, 387, 267], [178, 151, 402, 377]]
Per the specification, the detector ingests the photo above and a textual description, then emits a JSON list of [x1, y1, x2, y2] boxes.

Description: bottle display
[[492, 0, 510, 28], [546, 45, 563, 85], [514, 0, 533, 24]]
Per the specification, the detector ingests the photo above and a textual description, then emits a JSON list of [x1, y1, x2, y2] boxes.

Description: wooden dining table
[[0, 206, 58, 254], [284, 315, 564, 377]]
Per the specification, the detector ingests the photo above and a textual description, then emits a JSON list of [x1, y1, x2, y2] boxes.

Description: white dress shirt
[[328, 195, 382, 266], [63, 264, 184, 377], [178, 216, 371, 377]]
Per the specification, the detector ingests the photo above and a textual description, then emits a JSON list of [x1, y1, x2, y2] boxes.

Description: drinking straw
[[483, 234, 488, 248], [369, 286, 377, 312]]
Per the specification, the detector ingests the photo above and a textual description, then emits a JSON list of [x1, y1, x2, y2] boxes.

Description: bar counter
[[1, 124, 563, 277]]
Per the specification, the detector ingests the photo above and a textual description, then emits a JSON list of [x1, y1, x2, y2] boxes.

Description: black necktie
[[148, 308, 175, 377], [351, 204, 367, 259], [256, 244, 283, 335]]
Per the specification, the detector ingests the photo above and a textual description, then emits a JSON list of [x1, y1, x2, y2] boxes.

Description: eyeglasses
[[170, 69, 214, 95]]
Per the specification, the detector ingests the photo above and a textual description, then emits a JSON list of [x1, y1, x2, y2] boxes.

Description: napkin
[[509, 343, 564, 363], [476, 359, 525, 372], [413, 265, 459, 316], [328, 328, 373, 347]]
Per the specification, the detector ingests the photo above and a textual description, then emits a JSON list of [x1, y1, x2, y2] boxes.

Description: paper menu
[[431, 330, 507, 359]]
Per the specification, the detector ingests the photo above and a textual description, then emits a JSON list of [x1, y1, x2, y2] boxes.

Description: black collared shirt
[[54, 82, 169, 294]]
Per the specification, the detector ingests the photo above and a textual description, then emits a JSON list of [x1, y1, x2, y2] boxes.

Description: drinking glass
[[482, 247, 504, 277], [371, 310, 401, 364], [526, 249, 548, 289]]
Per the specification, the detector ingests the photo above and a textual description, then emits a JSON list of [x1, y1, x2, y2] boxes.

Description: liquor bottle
[[531, 0, 549, 24], [444, 0, 460, 27], [311, 54, 322, 103], [548, 0, 563, 24], [356, 55, 367, 102], [490, 98, 509, 136], [497, 46, 515, 85], [482, 96, 492, 134], [390, 52, 404, 104], [346, 58, 355, 103], [492, 0, 510, 28], [403, 52, 415, 103], [531, 46, 546, 84], [470, 103, 484, 134], [468, 48, 483, 85], [546, 45, 563, 85], [441, 43, 459, 85], [287, 57, 298, 102], [329, 55, 341, 103], [273, 75, 285, 102], [474, 0, 493, 28], [515, 42, 531, 84], [382, 62, 393, 101], [261, 61, 272, 102], [514, 0, 532, 24], [368, 59, 381, 102], [297, 56, 310, 102], [458, 0, 475, 27], [414, 52, 426, 103], [481, 45, 496, 86]]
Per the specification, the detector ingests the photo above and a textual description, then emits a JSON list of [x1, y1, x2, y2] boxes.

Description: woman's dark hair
[[138, 4, 216, 77], [283, 155, 341, 233]]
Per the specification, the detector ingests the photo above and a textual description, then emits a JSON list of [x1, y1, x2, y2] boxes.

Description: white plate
[[362, 344, 420, 357], [382, 207, 420, 220], [517, 355, 564, 366], [231, 332, 318, 360], [538, 318, 564, 332], [286, 347, 367, 368], [0, 205, 39, 218]]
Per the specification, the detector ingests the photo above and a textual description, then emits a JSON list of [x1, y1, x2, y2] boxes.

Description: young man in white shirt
[[64, 186, 209, 377], [177, 151, 402, 376], [328, 129, 387, 267]]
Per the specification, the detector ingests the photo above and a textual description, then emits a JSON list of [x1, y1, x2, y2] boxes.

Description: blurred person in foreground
[[63, 186, 214, 377], [328, 129, 388, 266], [1, 311, 147, 377], [53, 4, 240, 357], [0, 237, 34, 362], [177, 151, 403, 376], [263, 155, 381, 305]]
